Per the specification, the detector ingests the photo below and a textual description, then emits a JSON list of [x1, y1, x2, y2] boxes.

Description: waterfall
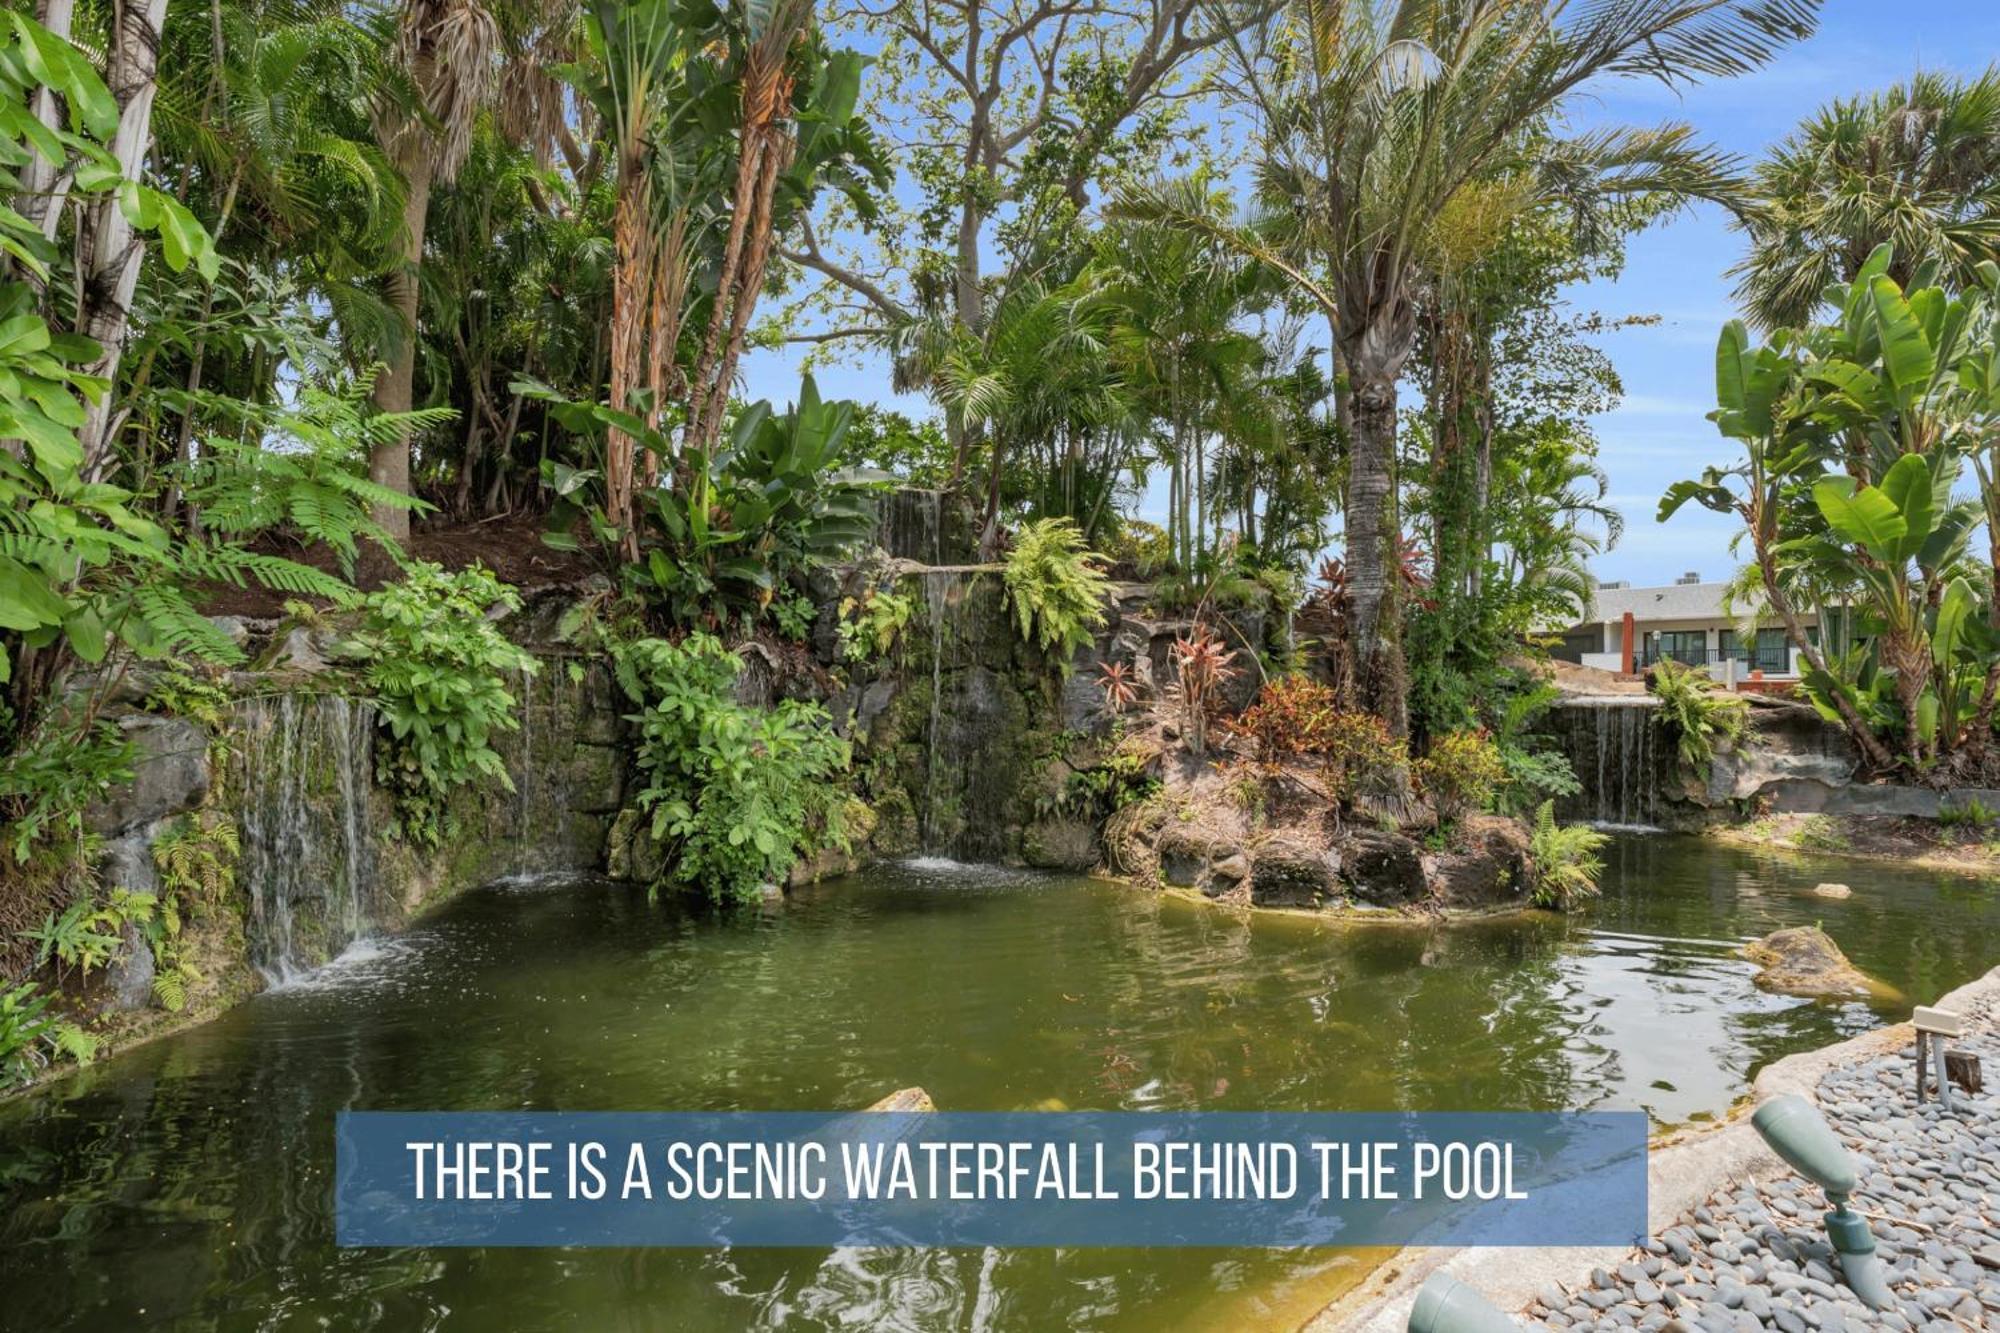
[[230, 693, 379, 983], [919, 570, 956, 852], [503, 661, 583, 878], [1544, 698, 1668, 829], [875, 489, 948, 564]]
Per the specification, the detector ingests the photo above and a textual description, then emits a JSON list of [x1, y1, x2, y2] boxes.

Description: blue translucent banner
[[336, 1111, 1647, 1248]]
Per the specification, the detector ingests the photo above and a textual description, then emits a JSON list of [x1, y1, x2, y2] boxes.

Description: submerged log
[[864, 1087, 936, 1112]]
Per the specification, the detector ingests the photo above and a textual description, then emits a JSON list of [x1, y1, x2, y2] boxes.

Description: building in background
[[1553, 573, 1834, 686]]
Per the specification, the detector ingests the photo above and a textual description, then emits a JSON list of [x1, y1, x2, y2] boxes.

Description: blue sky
[[744, 1, 2000, 587], [1570, 0, 2000, 586]]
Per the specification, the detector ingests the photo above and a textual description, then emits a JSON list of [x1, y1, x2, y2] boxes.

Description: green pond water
[[1, 835, 1995, 1331]]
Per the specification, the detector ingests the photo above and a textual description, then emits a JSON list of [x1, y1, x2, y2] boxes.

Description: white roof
[[1587, 580, 1730, 624]]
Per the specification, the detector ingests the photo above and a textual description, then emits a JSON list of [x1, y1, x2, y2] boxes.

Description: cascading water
[[1544, 698, 1669, 829], [503, 660, 584, 878], [230, 693, 379, 983], [874, 489, 950, 564], [919, 569, 957, 852]]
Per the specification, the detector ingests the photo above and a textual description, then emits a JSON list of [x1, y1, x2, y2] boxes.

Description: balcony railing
[[1636, 646, 1792, 674]]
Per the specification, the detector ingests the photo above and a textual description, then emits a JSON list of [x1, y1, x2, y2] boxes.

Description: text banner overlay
[[337, 1111, 1647, 1248]]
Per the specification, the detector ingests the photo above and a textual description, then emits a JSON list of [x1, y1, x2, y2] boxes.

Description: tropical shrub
[[615, 635, 851, 905], [1528, 802, 1608, 910], [837, 586, 915, 663], [1235, 675, 1341, 761], [1483, 677, 1581, 815], [1168, 627, 1240, 757], [1, 982, 95, 1086], [1232, 675, 1409, 807], [0, 716, 133, 864], [1649, 659, 1748, 776], [345, 564, 537, 847], [1662, 249, 2000, 773], [1037, 746, 1159, 822], [1002, 518, 1112, 665], [532, 375, 888, 629], [18, 899, 123, 979], [1105, 519, 1172, 578], [1415, 729, 1506, 826]]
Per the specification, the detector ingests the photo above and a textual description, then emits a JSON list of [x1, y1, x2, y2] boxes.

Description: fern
[[151, 969, 188, 1013], [1528, 802, 1609, 910], [49, 1021, 97, 1064], [1650, 659, 1749, 775], [1001, 518, 1112, 668], [153, 813, 239, 907]]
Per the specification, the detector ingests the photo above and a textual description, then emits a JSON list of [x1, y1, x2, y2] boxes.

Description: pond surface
[[1, 836, 1995, 1331]]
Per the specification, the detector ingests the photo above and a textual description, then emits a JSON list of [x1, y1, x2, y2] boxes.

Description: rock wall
[[84, 593, 627, 984], [818, 564, 1280, 867]]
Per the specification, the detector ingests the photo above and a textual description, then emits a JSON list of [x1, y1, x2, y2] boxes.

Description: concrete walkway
[[1312, 965, 2000, 1332]]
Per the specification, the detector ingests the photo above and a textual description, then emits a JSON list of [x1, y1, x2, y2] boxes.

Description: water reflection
[[0, 836, 1992, 1330]]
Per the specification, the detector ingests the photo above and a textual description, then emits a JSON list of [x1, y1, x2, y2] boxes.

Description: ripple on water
[[258, 934, 427, 996]]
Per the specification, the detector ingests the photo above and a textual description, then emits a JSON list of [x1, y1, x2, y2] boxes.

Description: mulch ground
[[198, 512, 601, 618]]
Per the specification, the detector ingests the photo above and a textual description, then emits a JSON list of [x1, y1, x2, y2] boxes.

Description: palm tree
[[896, 276, 1125, 550], [1094, 182, 1269, 571], [1732, 68, 2000, 330], [1123, 0, 1817, 735], [367, 0, 575, 541]]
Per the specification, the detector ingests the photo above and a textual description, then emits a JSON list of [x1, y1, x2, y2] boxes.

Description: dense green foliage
[[0, 981, 95, 1086], [1527, 803, 1609, 911], [1665, 248, 2000, 774], [614, 635, 850, 905], [346, 565, 537, 846], [1002, 519, 1112, 665], [1415, 730, 1507, 827], [535, 376, 888, 630], [1649, 660, 1750, 775]]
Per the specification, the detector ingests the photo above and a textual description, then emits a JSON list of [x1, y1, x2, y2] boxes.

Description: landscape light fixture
[[1750, 1094, 1896, 1310], [1406, 1271, 1522, 1333]]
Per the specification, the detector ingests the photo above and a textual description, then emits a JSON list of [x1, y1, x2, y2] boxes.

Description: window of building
[[1719, 628, 1789, 673], [1646, 630, 1708, 666]]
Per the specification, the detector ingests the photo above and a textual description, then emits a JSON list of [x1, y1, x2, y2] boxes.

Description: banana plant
[[1664, 247, 2000, 771], [525, 374, 889, 629]]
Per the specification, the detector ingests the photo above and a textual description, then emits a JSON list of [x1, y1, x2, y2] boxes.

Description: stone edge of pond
[[1141, 879, 1552, 928], [1705, 819, 2000, 880], [1309, 962, 2000, 1333]]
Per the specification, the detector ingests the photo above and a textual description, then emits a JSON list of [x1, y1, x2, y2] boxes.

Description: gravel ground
[[1526, 1014, 1999, 1333]]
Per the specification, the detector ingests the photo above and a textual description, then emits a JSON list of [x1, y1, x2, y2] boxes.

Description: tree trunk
[[1344, 361, 1408, 738], [76, 0, 170, 481], [368, 142, 434, 547], [1754, 545, 1897, 772], [18, 0, 77, 242], [605, 161, 649, 551]]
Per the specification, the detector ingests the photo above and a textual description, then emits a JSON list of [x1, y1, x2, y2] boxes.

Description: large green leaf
[[1869, 275, 1936, 398], [1876, 453, 1933, 563], [1811, 476, 1904, 558], [1934, 577, 1975, 670], [1713, 321, 1750, 422]]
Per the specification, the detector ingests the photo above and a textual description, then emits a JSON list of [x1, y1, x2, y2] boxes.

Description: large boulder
[[1340, 828, 1428, 906], [1154, 827, 1237, 891], [1426, 815, 1530, 909], [1744, 927, 1892, 1000], [604, 807, 667, 884], [1022, 817, 1099, 871], [1248, 836, 1338, 908], [85, 715, 211, 836]]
